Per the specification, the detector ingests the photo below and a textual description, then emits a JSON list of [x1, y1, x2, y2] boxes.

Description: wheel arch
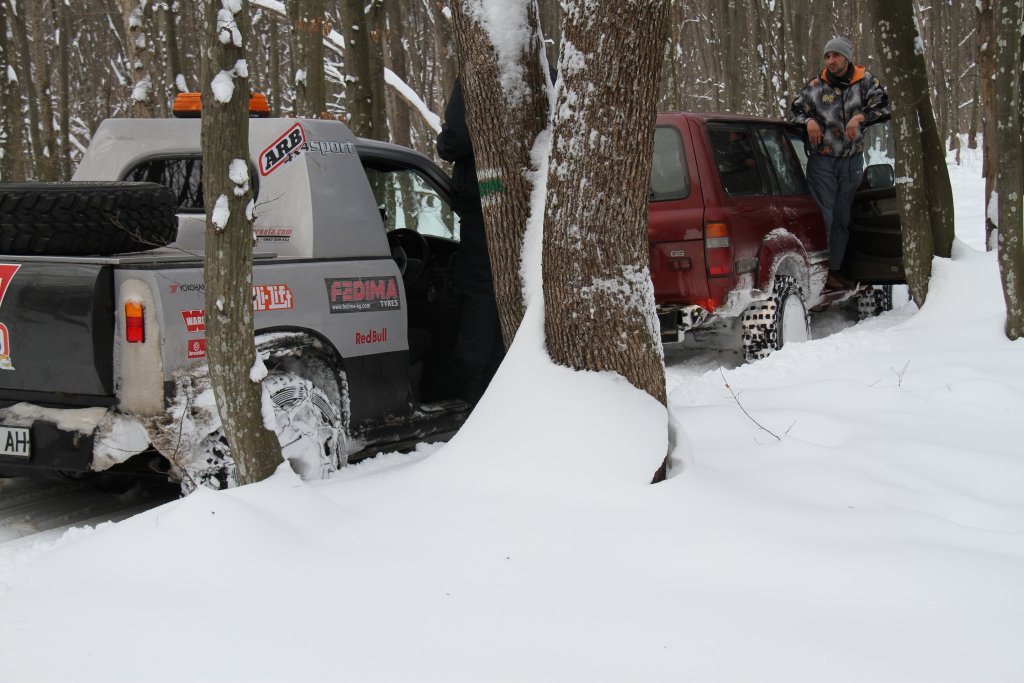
[[757, 235, 811, 297], [255, 326, 350, 427]]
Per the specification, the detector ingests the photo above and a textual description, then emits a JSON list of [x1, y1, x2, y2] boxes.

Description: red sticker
[[187, 338, 206, 359], [259, 122, 306, 176]]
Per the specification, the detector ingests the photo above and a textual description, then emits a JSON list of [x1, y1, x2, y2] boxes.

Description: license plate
[[0, 426, 30, 457]]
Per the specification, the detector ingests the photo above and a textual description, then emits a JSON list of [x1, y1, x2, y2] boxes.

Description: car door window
[[650, 125, 690, 200], [758, 127, 808, 195], [363, 167, 460, 241], [708, 125, 765, 196]]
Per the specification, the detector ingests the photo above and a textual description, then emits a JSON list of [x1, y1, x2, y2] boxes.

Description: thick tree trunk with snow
[[542, 0, 668, 407], [288, 0, 327, 117], [993, 0, 1024, 339], [201, 0, 281, 485], [120, 0, 156, 118], [872, 0, 948, 305], [450, 0, 549, 347]]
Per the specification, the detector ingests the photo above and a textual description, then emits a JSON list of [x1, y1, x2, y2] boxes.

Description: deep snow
[[0, 149, 1021, 683]]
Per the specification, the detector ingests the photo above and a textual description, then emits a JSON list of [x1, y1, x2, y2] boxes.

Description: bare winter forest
[[0, 0, 986, 181]]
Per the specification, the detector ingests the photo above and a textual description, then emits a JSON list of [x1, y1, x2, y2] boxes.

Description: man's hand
[[845, 113, 865, 140], [807, 119, 823, 145]]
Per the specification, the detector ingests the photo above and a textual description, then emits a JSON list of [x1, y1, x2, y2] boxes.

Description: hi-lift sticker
[[0, 264, 21, 370], [260, 122, 306, 176]]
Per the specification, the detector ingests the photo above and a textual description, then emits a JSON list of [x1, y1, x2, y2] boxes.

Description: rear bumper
[[0, 419, 96, 476]]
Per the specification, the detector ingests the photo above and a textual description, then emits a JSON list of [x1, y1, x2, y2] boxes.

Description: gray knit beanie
[[824, 37, 854, 63]]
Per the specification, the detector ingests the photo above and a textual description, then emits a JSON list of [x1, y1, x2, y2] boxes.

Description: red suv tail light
[[125, 301, 145, 343], [705, 222, 733, 277]]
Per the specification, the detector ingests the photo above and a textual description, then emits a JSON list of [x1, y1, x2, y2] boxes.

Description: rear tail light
[[125, 302, 145, 343], [705, 221, 732, 277]]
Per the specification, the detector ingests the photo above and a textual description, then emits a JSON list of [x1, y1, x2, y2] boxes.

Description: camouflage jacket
[[791, 65, 890, 158]]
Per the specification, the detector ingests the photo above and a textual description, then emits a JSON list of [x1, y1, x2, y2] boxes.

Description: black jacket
[[436, 79, 481, 214]]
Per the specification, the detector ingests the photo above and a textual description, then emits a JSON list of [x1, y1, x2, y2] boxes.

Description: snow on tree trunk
[[450, 0, 549, 347], [542, 0, 668, 407], [288, 0, 327, 117], [120, 0, 156, 118], [201, 0, 282, 485], [993, 0, 1024, 339]]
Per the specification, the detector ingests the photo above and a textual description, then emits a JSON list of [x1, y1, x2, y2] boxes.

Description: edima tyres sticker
[[325, 276, 401, 314], [260, 122, 306, 176], [187, 338, 206, 359]]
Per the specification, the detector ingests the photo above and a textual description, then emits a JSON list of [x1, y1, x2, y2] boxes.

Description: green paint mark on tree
[[478, 176, 505, 198]]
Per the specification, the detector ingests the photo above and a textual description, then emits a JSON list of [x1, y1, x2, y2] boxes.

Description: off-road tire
[[741, 275, 810, 362], [856, 284, 894, 320], [183, 371, 347, 495], [0, 181, 178, 256]]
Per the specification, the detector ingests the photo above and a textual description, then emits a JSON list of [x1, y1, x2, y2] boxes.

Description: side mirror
[[864, 163, 895, 190]]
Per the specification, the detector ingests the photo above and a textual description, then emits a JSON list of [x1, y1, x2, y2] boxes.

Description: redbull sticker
[[260, 122, 306, 176]]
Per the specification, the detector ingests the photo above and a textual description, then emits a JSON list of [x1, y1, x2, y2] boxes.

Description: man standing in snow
[[791, 37, 890, 290], [432, 78, 505, 402]]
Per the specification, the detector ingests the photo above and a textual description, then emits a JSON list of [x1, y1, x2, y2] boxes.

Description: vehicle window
[[123, 157, 260, 214], [758, 127, 808, 195], [650, 126, 690, 200], [708, 125, 765, 196], [787, 132, 809, 173], [363, 167, 460, 241]]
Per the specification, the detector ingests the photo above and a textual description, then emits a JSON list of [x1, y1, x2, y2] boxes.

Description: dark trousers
[[806, 152, 864, 271], [454, 208, 504, 377]]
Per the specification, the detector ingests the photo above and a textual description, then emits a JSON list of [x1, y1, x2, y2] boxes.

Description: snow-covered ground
[[0, 148, 1020, 683]]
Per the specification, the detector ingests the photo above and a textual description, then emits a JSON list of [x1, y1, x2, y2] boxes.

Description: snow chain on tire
[[0, 181, 178, 256], [856, 285, 894, 320], [741, 275, 806, 362]]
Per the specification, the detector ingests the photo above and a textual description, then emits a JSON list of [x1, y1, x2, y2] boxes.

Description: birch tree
[[993, 0, 1024, 338], [201, 0, 282, 485]]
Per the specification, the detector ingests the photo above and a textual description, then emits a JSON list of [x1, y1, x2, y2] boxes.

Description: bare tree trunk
[[288, 0, 327, 116], [977, 0, 998, 250], [872, 0, 936, 305], [267, 13, 283, 116], [9, 0, 41, 178], [163, 2, 190, 96], [0, 0, 25, 181], [383, 1, 411, 148], [450, 0, 549, 346], [340, 0, 387, 138], [201, 0, 282, 485], [994, 0, 1024, 338], [53, 0, 71, 180], [543, 0, 668, 407]]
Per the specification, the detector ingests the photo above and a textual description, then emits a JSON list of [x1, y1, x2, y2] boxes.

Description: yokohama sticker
[[325, 276, 401, 314], [260, 122, 306, 176], [0, 264, 21, 370], [187, 338, 206, 359]]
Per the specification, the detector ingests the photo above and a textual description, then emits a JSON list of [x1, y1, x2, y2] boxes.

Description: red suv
[[648, 112, 902, 360]]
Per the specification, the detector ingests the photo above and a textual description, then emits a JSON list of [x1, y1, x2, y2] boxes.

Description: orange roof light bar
[[172, 92, 270, 118]]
